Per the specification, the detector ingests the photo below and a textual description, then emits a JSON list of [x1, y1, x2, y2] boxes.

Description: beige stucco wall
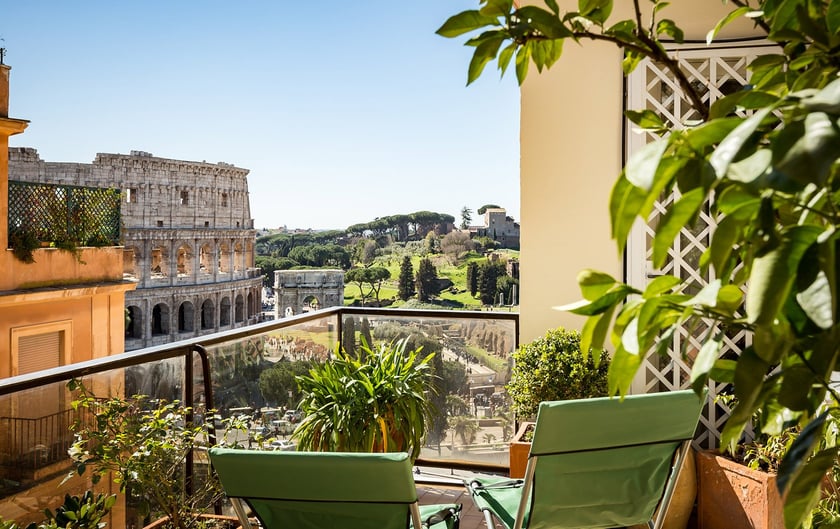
[[519, 1, 763, 342]]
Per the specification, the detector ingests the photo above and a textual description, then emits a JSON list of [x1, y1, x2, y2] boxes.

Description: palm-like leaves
[[293, 338, 436, 461]]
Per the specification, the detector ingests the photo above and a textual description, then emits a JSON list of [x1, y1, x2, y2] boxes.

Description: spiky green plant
[[293, 338, 436, 461]]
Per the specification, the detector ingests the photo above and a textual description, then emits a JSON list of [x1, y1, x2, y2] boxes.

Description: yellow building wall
[[519, 1, 763, 342]]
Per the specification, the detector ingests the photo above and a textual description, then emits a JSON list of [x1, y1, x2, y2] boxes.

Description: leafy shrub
[[506, 328, 609, 419]]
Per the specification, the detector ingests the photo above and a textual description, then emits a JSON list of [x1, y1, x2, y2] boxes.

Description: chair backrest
[[209, 448, 419, 529], [525, 390, 702, 529]]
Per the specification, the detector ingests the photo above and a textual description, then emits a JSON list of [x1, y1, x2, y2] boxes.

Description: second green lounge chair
[[465, 390, 704, 529], [209, 448, 461, 529]]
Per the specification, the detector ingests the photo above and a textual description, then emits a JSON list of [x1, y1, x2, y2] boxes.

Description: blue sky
[[3, 2, 520, 230]]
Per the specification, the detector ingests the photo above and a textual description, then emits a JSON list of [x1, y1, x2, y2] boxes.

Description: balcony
[[0, 306, 517, 528]]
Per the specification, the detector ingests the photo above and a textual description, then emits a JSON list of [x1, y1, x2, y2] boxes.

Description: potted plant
[[66, 380, 247, 529], [439, 1, 840, 525], [293, 338, 436, 461], [0, 491, 116, 529], [505, 327, 609, 478]]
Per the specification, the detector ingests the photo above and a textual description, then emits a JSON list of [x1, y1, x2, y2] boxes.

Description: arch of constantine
[[274, 269, 344, 318]]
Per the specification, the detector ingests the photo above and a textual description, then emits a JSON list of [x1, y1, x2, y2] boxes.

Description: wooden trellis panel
[[625, 44, 775, 448]]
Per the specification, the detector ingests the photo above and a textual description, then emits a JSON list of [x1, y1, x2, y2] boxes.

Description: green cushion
[[468, 390, 703, 529], [209, 449, 459, 529]]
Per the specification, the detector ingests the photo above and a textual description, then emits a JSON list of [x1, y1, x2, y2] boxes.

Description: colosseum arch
[[234, 294, 244, 323], [200, 299, 215, 330], [247, 291, 255, 318], [178, 301, 195, 333], [220, 296, 231, 326], [152, 303, 170, 335], [234, 242, 244, 272], [125, 305, 143, 339], [199, 243, 214, 275], [219, 242, 232, 274], [150, 244, 169, 277], [123, 245, 141, 280], [176, 243, 194, 277]]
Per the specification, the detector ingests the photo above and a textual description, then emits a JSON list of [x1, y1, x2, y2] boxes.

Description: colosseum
[[9, 147, 264, 350]]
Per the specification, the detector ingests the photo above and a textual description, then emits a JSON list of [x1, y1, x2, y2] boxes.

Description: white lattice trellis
[[626, 44, 775, 449]]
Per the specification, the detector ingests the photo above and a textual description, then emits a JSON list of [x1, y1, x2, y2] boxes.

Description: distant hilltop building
[[470, 207, 520, 250], [9, 147, 264, 349]]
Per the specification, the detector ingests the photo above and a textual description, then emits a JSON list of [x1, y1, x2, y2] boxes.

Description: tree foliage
[[466, 261, 479, 297], [398, 255, 415, 300], [477, 261, 506, 305], [477, 204, 500, 215], [345, 266, 391, 306], [415, 258, 437, 302], [460, 206, 473, 229], [441, 231, 475, 263], [258, 359, 314, 408], [440, 0, 840, 525]]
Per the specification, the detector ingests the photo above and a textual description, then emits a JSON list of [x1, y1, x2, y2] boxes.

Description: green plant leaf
[[721, 347, 768, 451], [644, 275, 681, 296], [652, 187, 706, 268], [706, 6, 750, 44], [578, 269, 617, 300], [727, 148, 772, 184], [747, 225, 822, 325], [685, 117, 742, 149], [796, 269, 834, 329], [517, 6, 573, 38], [777, 412, 828, 495], [436, 10, 501, 38], [479, 0, 513, 18], [608, 344, 641, 397], [578, 0, 613, 24], [468, 34, 506, 84], [710, 107, 774, 179], [580, 304, 616, 363], [625, 109, 665, 130], [753, 318, 793, 364], [783, 447, 838, 529], [624, 137, 669, 191], [776, 111, 840, 186], [515, 43, 532, 84], [690, 332, 722, 393], [709, 359, 737, 384]]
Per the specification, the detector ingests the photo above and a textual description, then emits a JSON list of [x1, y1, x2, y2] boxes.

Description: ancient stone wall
[[9, 148, 264, 350]]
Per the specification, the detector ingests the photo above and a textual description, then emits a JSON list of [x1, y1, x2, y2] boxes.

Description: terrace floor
[[417, 483, 487, 529]]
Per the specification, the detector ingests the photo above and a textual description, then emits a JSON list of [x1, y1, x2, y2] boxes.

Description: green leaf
[[706, 6, 750, 44], [437, 10, 501, 38], [644, 275, 681, 296], [720, 347, 768, 451], [796, 269, 834, 329], [685, 117, 742, 149], [707, 214, 743, 277], [563, 284, 636, 316], [747, 226, 823, 325], [580, 304, 616, 362], [545, 0, 560, 15], [497, 42, 517, 76], [625, 137, 670, 191], [656, 19, 684, 43], [515, 43, 531, 84], [625, 109, 665, 130], [690, 333, 722, 394], [468, 34, 505, 84], [652, 188, 706, 268], [776, 111, 840, 186], [709, 107, 775, 179], [716, 284, 743, 313], [777, 412, 828, 494], [727, 149, 772, 184], [609, 174, 647, 255], [753, 319, 793, 364], [783, 448, 838, 529], [682, 279, 722, 308], [479, 0, 513, 18], [517, 6, 573, 38], [829, 0, 840, 35], [578, 269, 618, 300], [709, 359, 737, 383], [578, 0, 613, 24], [607, 344, 641, 397]]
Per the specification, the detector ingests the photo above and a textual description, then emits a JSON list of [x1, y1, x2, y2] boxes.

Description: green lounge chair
[[465, 390, 703, 529], [209, 448, 461, 529]]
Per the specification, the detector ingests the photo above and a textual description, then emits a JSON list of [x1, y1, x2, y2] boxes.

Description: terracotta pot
[[508, 422, 534, 478], [696, 449, 783, 529]]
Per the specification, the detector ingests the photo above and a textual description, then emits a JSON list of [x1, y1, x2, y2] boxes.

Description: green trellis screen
[[7, 180, 121, 248]]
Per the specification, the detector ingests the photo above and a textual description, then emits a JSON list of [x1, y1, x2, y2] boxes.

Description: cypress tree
[[398, 256, 415, 300]]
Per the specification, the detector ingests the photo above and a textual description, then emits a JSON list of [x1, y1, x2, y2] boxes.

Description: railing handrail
[[0, 306, 518, 398]]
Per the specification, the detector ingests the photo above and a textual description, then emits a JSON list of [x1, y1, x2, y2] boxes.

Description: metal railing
[[0, 307, 519, 480], [7, 180, 121, 249]]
